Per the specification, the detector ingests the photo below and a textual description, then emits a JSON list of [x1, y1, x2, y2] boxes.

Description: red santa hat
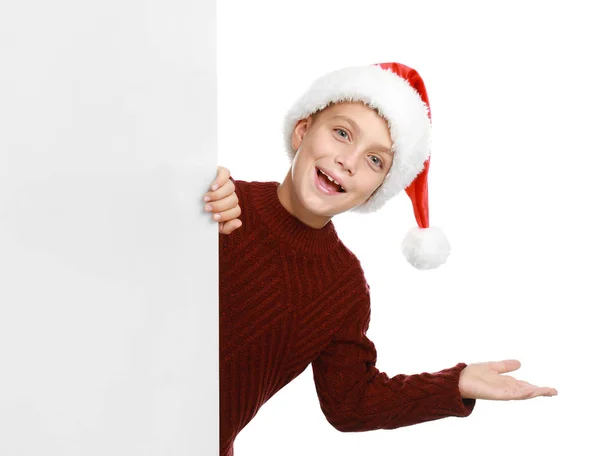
[[283, 62, 450, 270]]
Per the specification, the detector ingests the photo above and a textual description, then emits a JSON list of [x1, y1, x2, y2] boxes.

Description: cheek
[[293, 141, 312, 164], [313, 130, 337, 148], [359, 180, 382, 200], [292, 147, 317, 181]]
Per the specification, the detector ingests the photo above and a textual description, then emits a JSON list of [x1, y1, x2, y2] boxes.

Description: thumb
[[490, 359, 521, 374]]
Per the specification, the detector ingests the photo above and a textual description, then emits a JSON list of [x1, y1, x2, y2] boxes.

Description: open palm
[[459, 359, 558, 401]]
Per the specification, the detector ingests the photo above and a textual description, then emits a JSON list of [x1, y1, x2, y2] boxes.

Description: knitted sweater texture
[[219, 178, 476, 455]]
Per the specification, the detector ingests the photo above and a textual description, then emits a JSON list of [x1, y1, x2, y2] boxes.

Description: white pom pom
[[401, 226, 450, 270]]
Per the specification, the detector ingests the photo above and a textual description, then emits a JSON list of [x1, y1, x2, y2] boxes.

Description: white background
[[0, 1, 218, 455], [218, 1, 599, 455]]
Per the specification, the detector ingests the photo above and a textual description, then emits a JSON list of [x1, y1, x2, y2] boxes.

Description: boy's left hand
[[458, 359, 558, 401], [203, 166, 242, 234]]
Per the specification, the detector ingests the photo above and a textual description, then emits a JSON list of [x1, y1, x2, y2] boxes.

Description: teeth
[[320, 169, 343, 190]]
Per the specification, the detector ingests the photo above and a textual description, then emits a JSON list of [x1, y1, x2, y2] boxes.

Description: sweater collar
[[250, 181, 341, 255]]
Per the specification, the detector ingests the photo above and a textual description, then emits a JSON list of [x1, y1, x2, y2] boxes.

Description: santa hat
[[283, 62, 450, 270]]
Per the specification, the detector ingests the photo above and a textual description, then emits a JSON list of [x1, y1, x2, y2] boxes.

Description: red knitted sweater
[[219, 178, 476, 456]]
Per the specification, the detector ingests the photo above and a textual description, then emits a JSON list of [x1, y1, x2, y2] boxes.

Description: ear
[[291, 116, 313, 152]]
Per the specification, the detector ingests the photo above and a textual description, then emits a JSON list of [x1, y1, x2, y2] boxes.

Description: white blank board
[[0, 1, 218, 454]]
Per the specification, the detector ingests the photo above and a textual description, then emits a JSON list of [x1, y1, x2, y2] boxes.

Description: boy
[[207, 62, 558, 456]]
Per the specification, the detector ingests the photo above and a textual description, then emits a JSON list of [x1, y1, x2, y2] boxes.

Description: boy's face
[[286, 101, 393, 223]]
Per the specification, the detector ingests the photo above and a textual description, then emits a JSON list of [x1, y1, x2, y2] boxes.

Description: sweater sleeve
[[310, 282, 476, 432]]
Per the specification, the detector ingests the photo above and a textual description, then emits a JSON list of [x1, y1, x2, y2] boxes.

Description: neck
[[277, 170, 333, 229]]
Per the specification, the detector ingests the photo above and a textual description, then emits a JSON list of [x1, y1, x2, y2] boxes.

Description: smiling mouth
[[315, 167, 346, 194]]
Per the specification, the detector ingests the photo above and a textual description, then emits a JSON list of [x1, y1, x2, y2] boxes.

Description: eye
[[335, 128, 349, 139], [370, 155, 384, 168]]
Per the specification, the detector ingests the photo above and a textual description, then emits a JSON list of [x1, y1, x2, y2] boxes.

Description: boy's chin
[[299, 184, 359, 216], [304, 198, 353, 218]]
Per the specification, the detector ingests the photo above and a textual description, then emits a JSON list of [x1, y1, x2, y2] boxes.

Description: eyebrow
[[331, 115, 393, 156]]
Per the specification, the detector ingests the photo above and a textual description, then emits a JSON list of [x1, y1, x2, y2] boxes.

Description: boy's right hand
[[204, 166, 242, 234]]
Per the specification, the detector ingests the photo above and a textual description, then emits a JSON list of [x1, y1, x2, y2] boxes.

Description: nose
[[335, 149, 361, 176]]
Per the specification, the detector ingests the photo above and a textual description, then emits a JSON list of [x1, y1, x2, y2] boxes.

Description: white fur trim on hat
[[283, 65, 431, 213]]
